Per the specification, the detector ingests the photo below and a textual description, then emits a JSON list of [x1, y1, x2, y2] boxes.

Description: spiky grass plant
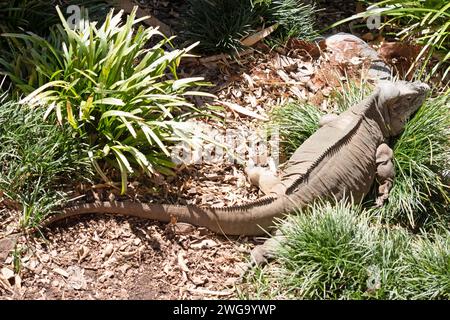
[[241, 199, 450, 299], [182, 0, 317, 54], [274, 201, 382, 299], [380, 95, 450, 228], [269, 102, 322, 157], [400, 230, 450, 299], [1, 6, 212, 194], [0, 93, 93, 227], [257, 0, 318, 45], [182, 0, 258, 54]]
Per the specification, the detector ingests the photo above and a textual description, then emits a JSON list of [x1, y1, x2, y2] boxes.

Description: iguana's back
[[278, 99, 384, 204]]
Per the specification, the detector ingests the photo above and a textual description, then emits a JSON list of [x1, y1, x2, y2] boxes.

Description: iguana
[[42, 81, 429, 239]]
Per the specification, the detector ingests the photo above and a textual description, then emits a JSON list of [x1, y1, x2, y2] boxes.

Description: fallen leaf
[[1, 267, 14, 280], [217, 101, 268, 121], [240, 23, 278, 47]]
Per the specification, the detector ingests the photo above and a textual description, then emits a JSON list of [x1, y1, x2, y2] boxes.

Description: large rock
[[325, 33, 392, 81]]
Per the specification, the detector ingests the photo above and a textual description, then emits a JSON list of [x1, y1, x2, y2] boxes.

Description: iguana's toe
[[250, 245, 269, 266]]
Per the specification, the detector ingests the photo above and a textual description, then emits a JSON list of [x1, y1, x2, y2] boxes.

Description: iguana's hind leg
[[375, 143, 395, 206], [250, 231, 285, 265], [319, 113, 339, 127], [245, 166, 281, 195]]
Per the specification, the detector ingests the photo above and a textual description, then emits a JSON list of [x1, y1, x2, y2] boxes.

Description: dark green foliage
[[242, 200, 450, 299], [182, 0, 317, 54], [0, 94, 93, 227], [259, 0, 318, 45], [183, 0, 258, 54]]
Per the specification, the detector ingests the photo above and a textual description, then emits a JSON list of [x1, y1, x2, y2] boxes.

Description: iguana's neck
[[352, 90, 391, 139]]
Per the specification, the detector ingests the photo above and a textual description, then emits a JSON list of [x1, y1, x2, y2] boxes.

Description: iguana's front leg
[[375, 143, 395, 206], [245, 166, 280, 195]]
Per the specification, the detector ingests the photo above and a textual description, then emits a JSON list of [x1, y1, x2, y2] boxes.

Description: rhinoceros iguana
[[42, 81, 429, 240]]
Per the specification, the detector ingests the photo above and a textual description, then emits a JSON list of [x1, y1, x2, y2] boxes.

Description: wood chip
[[177, 250, 190, 273], [53, 268, 69, 278]]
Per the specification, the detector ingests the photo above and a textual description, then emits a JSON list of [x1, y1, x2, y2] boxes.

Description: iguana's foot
[[250, 245, 270, 266], [245, 165, 280, 195], [250, 233, 285, 266]]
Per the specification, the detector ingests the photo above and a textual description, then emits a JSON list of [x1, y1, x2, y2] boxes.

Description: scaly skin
[[42, 81, 429, 236]]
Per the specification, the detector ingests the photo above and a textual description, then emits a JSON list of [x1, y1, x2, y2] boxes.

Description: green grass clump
[[0, 94, 93, 227], [274, 201, 382, 299], [183, 0, 258, 54], [269, 102, 322, 157], [258, 0, 318, 45], [1, 6, 212, 194], [182, 0, 317, 54], [241, 199, 450, 299], [380, 95, 450, 229], [399, 231, 450, 299]]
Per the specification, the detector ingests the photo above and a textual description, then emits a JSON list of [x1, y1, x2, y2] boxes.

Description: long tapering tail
[[42, 197, 289, 236]]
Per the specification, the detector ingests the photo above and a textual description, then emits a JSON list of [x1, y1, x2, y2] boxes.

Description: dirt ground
[[1, 212, 254, 299]]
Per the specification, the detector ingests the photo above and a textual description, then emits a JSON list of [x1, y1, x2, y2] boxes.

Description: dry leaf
[[177, 250, 190, 273], [1, 267, 14, 280], [217, 101, 268, 121], [240, 23, 278, 47]]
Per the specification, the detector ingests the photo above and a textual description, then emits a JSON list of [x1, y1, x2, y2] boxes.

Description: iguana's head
[[377, 81, 430, 136]]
